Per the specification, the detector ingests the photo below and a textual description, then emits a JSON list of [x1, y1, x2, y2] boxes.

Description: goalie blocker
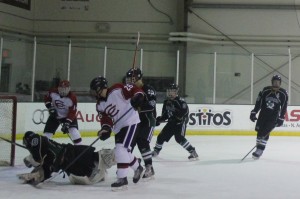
[[18, 131, 116, 185]]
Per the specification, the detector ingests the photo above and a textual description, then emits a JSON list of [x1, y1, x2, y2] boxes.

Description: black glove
[[48, 106, 57, 117], [98, 125, 112, 141], [250, 111, 257, 122], [61, 121, 71, 134], [156, 116, 165, 126], [276, 117, 284, 127], [130, 93, 144, 111]]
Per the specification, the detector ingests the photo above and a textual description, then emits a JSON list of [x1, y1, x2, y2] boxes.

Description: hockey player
[[125, 68, 156, 179], [153, 83, 199, 160], [250, 74, 288, 159], [89, 76, 144, 190], [43, 80, 82, 144], [19, 131, 115, 185]]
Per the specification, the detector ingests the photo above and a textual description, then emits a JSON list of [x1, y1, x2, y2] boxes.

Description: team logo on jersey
[[104, 104, 119, 117], [189, 108, 232, 126], [55, 100, 65, 109]]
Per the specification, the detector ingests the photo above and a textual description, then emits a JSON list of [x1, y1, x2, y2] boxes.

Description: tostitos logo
[[189, 108, 232, 127]]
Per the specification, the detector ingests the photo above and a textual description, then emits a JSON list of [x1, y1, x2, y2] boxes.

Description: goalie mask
[[23, 131, 35, 148], [90, 76, 108, 99], [125, 68, 143, 84], [58, 80, 71, 97], [167, 83, 179, 99], [271, 75, 281, 90]]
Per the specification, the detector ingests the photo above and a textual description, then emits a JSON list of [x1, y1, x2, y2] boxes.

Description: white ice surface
[[1, 136, 300, 199]]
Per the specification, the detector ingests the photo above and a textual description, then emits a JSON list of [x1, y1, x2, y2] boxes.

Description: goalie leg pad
[[99, 148, 116, 169]]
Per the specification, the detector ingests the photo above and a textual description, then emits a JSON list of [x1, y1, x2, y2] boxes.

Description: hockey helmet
[[23, 131, 35, 148], [90, 76, 108, 98], [167, 83, 179, 99], [125, 68, 143, 84], [271, 75, 281, 88], [58, 80, 70, 97]]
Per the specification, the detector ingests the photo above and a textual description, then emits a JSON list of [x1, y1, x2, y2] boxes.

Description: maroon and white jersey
[[44, 88, 77, 121], [96, 83, 144, 133]]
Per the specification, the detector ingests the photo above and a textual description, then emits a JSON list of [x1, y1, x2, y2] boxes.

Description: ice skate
[[111, 177, 128, 191], [188, 150, 199, 161], [133, 159, 144, 183], [142, 164, 155, 180], [252, 148, 263, 160]]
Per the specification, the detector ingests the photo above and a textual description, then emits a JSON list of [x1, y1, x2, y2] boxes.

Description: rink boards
[[13, 103, 300, 139]]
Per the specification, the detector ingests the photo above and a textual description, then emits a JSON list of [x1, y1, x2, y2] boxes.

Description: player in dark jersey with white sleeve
[[43, 80, 82, 144], [89, 76, 145, 191], [125, 68, 156, 179], [153, 83, 199, 160], [250, 75, 288, 159]]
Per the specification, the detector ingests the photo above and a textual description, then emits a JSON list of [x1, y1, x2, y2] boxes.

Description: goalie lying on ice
[[18, 131, 116, 185]]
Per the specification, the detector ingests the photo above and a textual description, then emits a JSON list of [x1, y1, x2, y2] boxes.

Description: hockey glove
[[48, 106, 57, 117], [156, 116, 165, 126], [250, 111, 257, 122], [130, 93, 144, 111], [61, 121, 71, 134], [98, 125, 112, 141], [276, 117, 284, 127]]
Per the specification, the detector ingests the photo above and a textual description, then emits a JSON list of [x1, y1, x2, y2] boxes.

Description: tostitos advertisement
[[16, 103, 300, 136]]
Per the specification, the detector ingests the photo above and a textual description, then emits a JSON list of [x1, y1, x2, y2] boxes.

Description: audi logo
[[32, 109, 49, 124]]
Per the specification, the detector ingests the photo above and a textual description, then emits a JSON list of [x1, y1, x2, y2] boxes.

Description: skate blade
[[142, 175, 155, 182], [111, 185, 128, 191], [189, 157, 199, 161], [252, 156, 260, 160]]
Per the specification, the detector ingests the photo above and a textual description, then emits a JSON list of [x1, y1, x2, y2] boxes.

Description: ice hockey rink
[[1, 135, 300, 199]]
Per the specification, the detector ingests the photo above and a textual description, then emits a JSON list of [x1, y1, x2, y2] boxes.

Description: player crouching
[[18, 131, 116, 185]]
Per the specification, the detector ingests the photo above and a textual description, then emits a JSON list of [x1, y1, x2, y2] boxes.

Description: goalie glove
[[23, 155, 40, 168], [98, 125, 112, 141], [61, 121, 71, 134]]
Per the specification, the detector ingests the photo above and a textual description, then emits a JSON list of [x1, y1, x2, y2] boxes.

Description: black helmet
[[167, 83, 179, 99], [90, 76, 108, 98], [271, 75, 281, 83], [23, 131, 35, 148], [125, 68, 143, 84]]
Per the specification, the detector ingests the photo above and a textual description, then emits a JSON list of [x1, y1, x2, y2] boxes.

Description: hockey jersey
[[96, 83, 144, 133], [44, 88, 77, 121]]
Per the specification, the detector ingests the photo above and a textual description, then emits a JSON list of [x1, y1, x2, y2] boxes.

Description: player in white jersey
[[43, 80, 82, 144], [89, 76, 145, 191]]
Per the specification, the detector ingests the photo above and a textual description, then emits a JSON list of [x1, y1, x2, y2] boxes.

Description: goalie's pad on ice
[[68, 149, 115, 185]]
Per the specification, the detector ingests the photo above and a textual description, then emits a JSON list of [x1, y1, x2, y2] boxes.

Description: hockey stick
[[34, 107, 133, 187], [0, 136, 27, 149], [132, 32, 140, 69]]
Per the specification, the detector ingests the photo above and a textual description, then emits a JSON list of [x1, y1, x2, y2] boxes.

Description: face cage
[[58, 86, 70, 97], [125, 77, 137, 84], [167, 89, 178, 99], [272, 80, 281, 88]]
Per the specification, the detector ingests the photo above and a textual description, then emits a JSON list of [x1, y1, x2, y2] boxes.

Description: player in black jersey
[[153, 83, 198, 160], [126, 68, 156, 179], [250, 75, 288, 159], [19, 131, 115, 185]]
